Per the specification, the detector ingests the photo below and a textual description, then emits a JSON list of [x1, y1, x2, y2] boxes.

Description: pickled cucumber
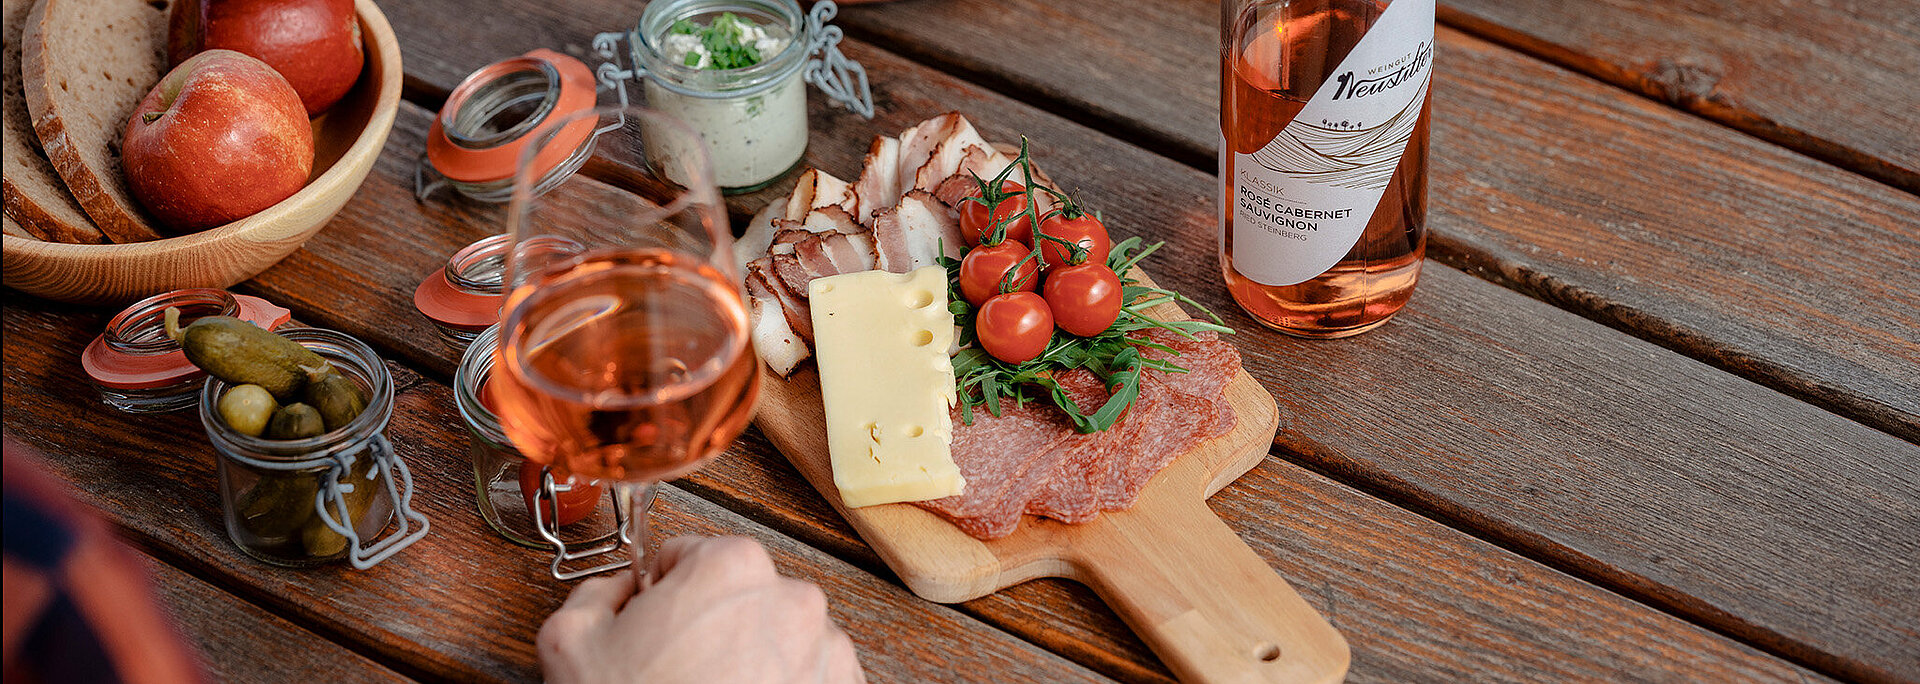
[[265, 403, 326, 440], [304, 368, 367, 432], [217, 384, 278, 437], [236, 473, 318, 541], [166, 307, 328, 400], [301, 456, 379, 557]]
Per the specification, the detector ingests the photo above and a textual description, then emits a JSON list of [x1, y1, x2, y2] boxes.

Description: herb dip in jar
[[636, 2, 810, 193]]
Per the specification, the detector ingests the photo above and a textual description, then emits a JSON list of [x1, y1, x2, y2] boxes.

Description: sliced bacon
[[850, 136, 900, 223], [911, 118, 990, 190], [785, 169, 853, 221], [748, 293, 809, 377], [894, 114, 960, 200], [733, 201, 782, 276], [747, 258, 813, 342], [871, 190, 964, 273], [802, 206, 864, 235], [793, 231, 876, 278]]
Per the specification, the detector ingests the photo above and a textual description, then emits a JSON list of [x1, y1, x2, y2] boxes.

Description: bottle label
[[1232, 0, 1434, 286]]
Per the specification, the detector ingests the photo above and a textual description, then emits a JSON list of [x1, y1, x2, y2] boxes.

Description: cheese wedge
[[809, 267, 965, 507]]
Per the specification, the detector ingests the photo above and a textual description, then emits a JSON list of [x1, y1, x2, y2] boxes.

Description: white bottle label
[[1232, 0, 1434, 286]]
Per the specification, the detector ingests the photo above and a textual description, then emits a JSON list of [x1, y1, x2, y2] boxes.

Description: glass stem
[[613, 480, 659, 591]]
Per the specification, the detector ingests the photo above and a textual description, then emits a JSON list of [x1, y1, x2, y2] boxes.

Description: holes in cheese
[[809, 267, 965, 508]]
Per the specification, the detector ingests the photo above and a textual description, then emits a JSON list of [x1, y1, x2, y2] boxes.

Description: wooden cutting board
[[753, 276, 1349, 683]]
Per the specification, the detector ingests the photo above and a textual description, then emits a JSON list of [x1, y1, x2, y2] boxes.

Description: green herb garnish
[[944, 140, 1230, 434], [672, 12, 768, 71]]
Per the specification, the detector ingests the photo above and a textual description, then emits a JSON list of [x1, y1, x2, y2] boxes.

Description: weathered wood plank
[[1436, 0, 1920, 193], [146, 11, 1868, 682], [4, 291, 1837, 684], [0, 306, 1109, 684], [829, 0, 1920, 444], [141, 552, 414, 683]]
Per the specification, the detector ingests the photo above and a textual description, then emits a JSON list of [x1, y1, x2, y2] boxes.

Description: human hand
[[537, 536, 865, 684]]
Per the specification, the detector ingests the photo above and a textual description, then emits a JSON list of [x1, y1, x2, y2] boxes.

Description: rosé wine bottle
[[1221, 0, 1434, 338]]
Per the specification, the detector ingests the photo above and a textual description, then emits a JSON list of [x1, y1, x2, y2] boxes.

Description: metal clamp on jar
[[200, 328, 430, 569], [456, 324, 634, 581], [82, 289, 291, 413], [414, 0, 870, 201]]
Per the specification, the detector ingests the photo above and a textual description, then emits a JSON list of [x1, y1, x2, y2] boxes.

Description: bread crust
[[3, 0, 102, 243], [20, 0, 168, 243]]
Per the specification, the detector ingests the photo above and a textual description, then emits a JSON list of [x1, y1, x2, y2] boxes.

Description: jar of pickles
[[455, 324, 631, 580], [200, 328, 429, 568], [415, 234, 509, 348], [82, 289, 290, 413]]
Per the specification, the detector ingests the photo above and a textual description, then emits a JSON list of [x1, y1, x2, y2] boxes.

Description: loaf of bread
[[20, 0, 168, 243], [3, 0, 102, 243]]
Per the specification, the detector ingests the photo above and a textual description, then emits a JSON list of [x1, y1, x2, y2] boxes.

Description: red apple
[[169, 0, 364, 116], [123, 50, 314, 233]]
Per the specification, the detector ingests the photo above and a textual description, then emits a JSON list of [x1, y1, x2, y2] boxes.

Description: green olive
[[304, 369, 367, 432], [265, 403, 326, 440], [166, 308, 328, 401], [217, 384, 278, 437]]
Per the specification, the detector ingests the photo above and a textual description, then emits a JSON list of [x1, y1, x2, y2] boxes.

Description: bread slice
[[20, 0, 167, 243], [4, 0, 102, 243]]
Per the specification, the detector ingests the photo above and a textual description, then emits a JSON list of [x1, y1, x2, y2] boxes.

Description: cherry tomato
[[988, 192, 1036, 246], [1042, 263, 1123, 337], [519, 462, 602, 527], [1037, 211, 1112, 271], [958, 240, 1040, 306], [958, 181, 1025, 246], [976, 292, 1055, 364]]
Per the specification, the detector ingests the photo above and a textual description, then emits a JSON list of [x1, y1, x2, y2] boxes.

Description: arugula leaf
[[942, 148, 1232, 434]]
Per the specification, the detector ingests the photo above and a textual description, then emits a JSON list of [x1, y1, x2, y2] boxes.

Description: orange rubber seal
[[427, 49, 599, 184], [82, 294, 293, 390], [414, 267, 502, 330]]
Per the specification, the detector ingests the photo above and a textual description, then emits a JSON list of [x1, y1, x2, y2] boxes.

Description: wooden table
[[5, 0, 1916, 682]]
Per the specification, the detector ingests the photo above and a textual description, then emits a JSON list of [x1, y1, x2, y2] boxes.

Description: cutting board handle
[[1072, 492, 1349, 683]]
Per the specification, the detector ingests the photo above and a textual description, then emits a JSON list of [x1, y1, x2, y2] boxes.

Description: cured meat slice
[[894, 114, 960, 201], [850, 136, 900, 222], [747, 258, 813, 342], [802, 206, 864, 235], [785, 169, 853, 221], [871, 190, 964, 273], [911, 118, 990, 191], [913, 332, 1243, 539], [793, 231, 876, 277], [747, 290, 808, 377], [733, 200, 783, 276]]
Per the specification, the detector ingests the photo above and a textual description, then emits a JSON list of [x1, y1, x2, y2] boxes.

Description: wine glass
[[494, 104, 760, 588]]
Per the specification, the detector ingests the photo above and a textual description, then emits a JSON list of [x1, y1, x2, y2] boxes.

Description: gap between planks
[[378, 38, 1883, 682], [212, 298, 1126, 683], [825, 20, 1920, 448]]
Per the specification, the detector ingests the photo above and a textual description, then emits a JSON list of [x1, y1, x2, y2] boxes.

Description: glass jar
[[423, 49, 600, 203], [455, 324, 633, 580], [201, 328, 429, 568], [629, 0, 826, 193], [415, 234, 508, 348], [82, 289, 290, 413]]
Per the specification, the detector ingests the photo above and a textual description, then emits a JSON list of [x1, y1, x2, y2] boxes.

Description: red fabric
[[3, 436, 209, 684]]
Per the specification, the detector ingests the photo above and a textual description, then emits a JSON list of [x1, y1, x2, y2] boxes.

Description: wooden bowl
[[1, 0, 403, 305]]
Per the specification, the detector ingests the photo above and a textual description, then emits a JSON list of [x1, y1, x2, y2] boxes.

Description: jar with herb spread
[[200, 328, 429, 568], [455, 324, 633, 580], [621, 0, 872, 193]]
